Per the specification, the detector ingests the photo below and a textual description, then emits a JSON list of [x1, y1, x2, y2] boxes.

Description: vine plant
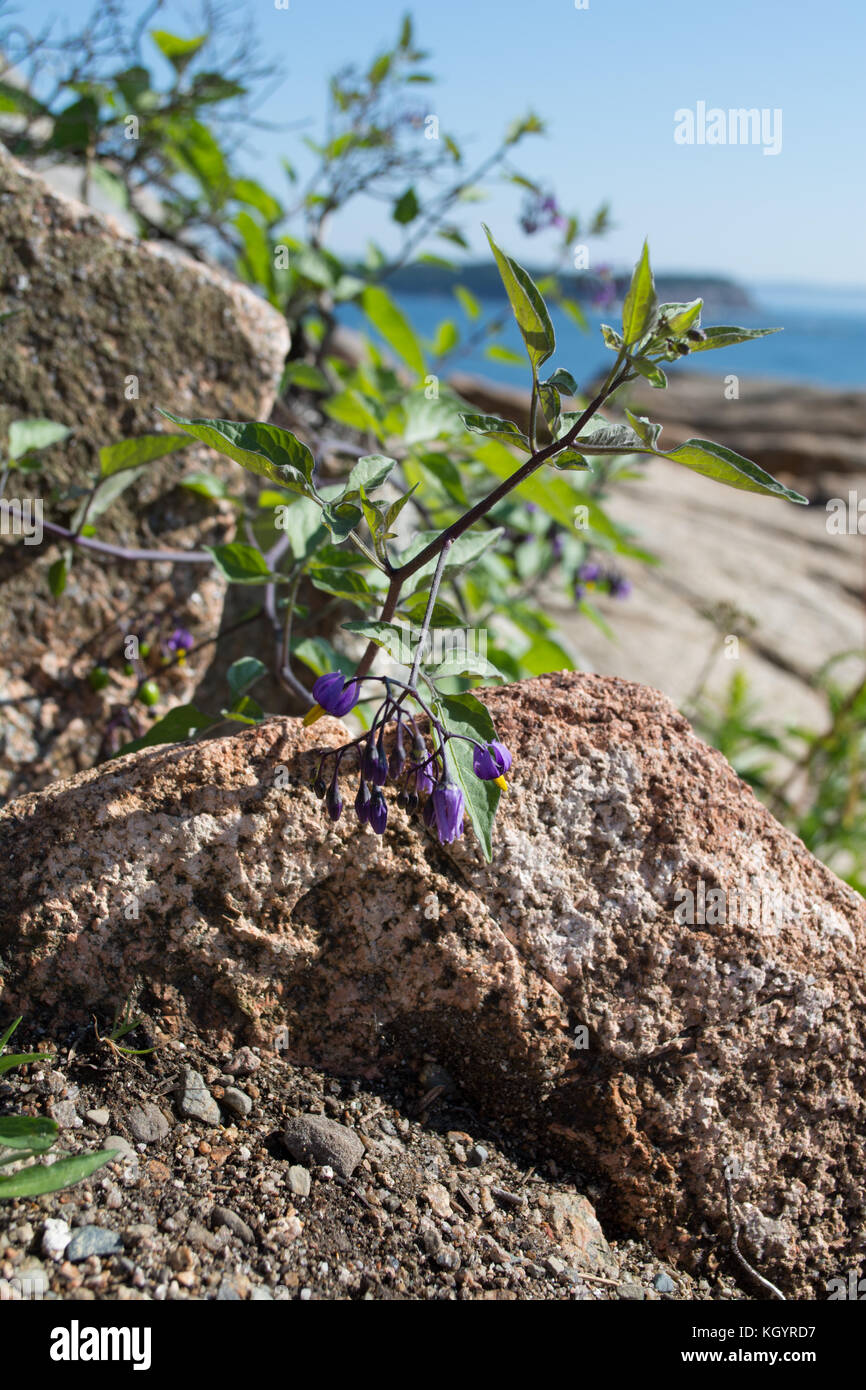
[[155, 230, 805, 859]]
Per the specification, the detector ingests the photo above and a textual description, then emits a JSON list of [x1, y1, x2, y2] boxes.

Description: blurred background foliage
[[1, 0, 862, 889]]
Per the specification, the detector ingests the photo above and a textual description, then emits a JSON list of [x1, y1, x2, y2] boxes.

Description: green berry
[[88, 666, 110, 692], [139, 642, 151, 659], [138, 680, 160, 707], [123, 662, 135, 676]]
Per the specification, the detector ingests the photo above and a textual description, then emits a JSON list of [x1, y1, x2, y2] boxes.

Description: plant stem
[[408, 539, 452, 688], [351, 371, 626, 679], [41, 519, 213, 564]]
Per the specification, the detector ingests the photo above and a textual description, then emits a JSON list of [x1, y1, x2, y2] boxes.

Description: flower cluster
[[574, 560, 632, 602], [303, 671, 511, 846], [519, 191, 565, 236]]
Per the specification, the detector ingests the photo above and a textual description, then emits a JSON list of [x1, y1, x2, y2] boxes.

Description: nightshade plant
[[157, 231, 807, 859]]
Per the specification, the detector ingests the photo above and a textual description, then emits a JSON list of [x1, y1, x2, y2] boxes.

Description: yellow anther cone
[[303, 703, 326, 727], [495, 775, 508, 791]]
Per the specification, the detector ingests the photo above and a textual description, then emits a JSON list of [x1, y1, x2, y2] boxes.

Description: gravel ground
[[0, 1016, 750, 1302]]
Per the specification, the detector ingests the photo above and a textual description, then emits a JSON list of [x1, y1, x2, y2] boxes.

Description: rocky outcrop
[[1, 671, 863, 1297], [0, 143, 289, 799]]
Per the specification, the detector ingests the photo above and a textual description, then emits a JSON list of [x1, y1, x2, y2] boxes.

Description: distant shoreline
[[382, 260, 753, 309]]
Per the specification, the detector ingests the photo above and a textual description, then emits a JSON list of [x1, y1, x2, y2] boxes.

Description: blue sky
[[26, 0, 866, 286]]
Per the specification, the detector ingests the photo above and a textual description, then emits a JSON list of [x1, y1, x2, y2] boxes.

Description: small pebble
[[85, 1108, 110, 1126], [221, 1086, 252, 1118], [176, 1067, 221, 1126], [287, 1165, 311, 1197], [127, 1102, 170, 1145], [211, 1206, 255, 1245], [66, 1226, 122, 1262], [41, 1218, 71, 1261]]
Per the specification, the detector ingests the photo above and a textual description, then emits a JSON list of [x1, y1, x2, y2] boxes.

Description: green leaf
[[321, 501, 363, 541], [309, 567, 378, 607], [460, 413, 531, 451], [622, 240, 657, 347], [48, 556, 68, 597], [292, 637, 356, 679], [181, 472, 230, 501], [475, 440, 581, 528], [656, 438, 808, 504], [324, 390, 382, 436], [552, 448, 589, 472], [234, 210, 273, 289], [571, 421, 646, 454], [482, 224, 555, 371], [0, 1017, 22, 1051], [0, 1149, 118, 1199], [158, 411, 314, 493], [435, 693, 501, 861], [454, 285, 480, 320], [402, 393, 464, 445], [658, 299, 703, 335], [0, 1051, 47, 1076], [393, 187, 420, 224], [207, 542, 273, 584], [0, 80, 47, 117], [346, 454, 397, 494], [275, 495, 329, 560], [384, 485, 418, 532], [99, 433, 188, 477], [432, 319, 460, 357], [624, 411, 662, 450], [485, 344, 525, 366], [0, 1115, 58, 1151], [341, 620, 408, 663], [429, 654, 506, 681], [8, 419, 70, 461], [71, 467, 146, 531], [519, 635, 577, 676], [232, 178, 282, 222], [545, 368, 579, 396], [398, 594, 465, 628], [227, 657, 267, 702], [687, 325, 782, 353], [628, 356, 667, 388], [411, 451, 467, 505], [113, 704, 216, 757], [360, 286, 425, 376], [281, 362, 330, 393], [399, 527, 505, 586], [151, 29, 206, 68], [600, 324, 623, 351]]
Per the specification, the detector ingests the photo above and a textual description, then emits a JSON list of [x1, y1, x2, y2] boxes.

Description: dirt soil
[[0, 1014, 752, 1302]]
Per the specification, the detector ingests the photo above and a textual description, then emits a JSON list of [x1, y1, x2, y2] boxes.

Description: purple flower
[[432, 784, 464, 844], [368, 789, 388, 835], [363, 739, 388, 787], [607, 574, 632, 599], [472, 741, 512, 782], [305, 671, 360, 724], [413, 762, 435, 797], [166, 627, 194, 654], [577, 561, 602, 584], [326, 779, 343, 823]]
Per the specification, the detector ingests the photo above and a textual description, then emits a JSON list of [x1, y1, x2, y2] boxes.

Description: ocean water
[[339, 282, 866, 390]]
